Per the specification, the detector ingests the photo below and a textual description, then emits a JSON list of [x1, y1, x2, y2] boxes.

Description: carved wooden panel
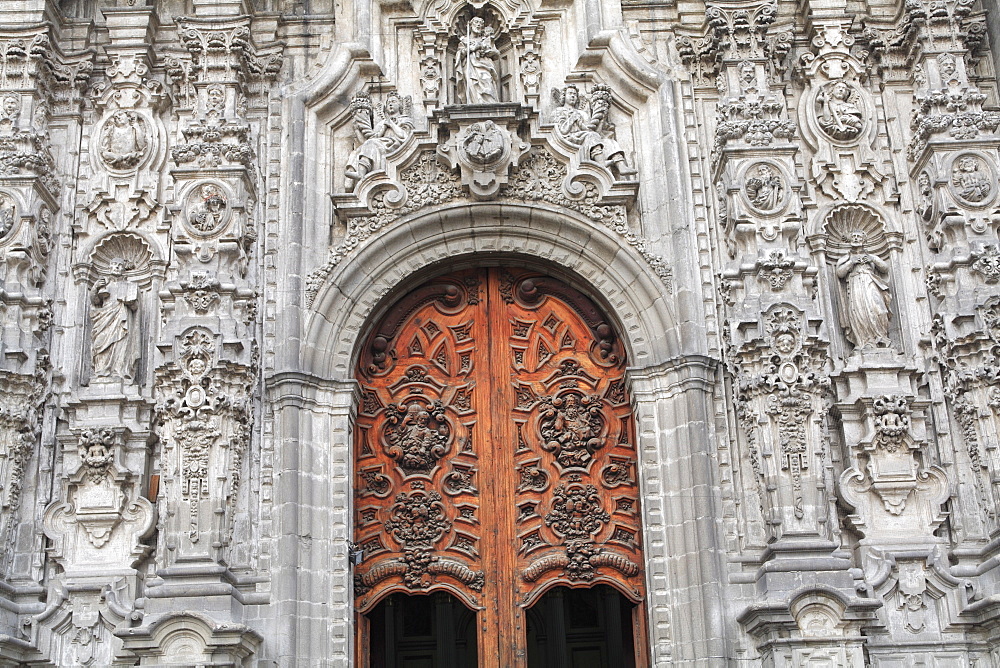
[[354, 270, 487, 612], [354, 268, 645, 667], [498, 271, 645, 607]]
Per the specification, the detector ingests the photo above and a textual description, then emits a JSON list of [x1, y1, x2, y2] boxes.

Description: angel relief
[[343, 91, 414, 191], [551, 84, 637, 180], [383, 401, 451, 473]]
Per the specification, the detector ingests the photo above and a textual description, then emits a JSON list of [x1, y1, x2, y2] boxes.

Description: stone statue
[[344, 92, 413, 191], [836, 231, 892, 349], [90, 258, 139, 380], [100, 110, 148, 170], [552, 84, 637, 180], [455, 17, 500, 104], [818, 81, 864, 141]]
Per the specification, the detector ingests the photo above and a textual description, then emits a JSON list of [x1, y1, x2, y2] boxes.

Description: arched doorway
[[352, 267, 647, 667]]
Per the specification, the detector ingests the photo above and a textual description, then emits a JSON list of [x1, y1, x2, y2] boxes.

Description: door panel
[[354, 268, 646, 667]]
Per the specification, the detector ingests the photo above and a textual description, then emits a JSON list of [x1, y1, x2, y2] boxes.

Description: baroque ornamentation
[[949, 154, 993, 205], [78, 428, 115, 482], [384, 489, 452, 589], [344, 92, 414, 192], [99, 110, 149, 171], [308, 148, 671, 306], [537, 392, 605, 468], [90, 257, 139, 381], [383, 401, 451, 473], [185, 182, 231, 236], [816, 81, 865, 141], [551, 84, 637, 180], [455, 17, 500, 104], [835, 230, 892, 349], [743, 163, 785, 213]]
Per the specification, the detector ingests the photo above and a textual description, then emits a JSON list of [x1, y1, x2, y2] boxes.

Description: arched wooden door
[[353, 268, 647, 668]]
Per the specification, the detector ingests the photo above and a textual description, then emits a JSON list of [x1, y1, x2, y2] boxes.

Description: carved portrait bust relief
[[99, 110, 150, 171]]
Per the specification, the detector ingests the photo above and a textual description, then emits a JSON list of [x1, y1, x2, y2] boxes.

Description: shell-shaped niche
[[89, 232, 155, 282], [822, 204, 891, 260]]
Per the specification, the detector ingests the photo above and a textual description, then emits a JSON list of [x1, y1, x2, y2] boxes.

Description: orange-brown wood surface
[[354, 268, 646, 667]]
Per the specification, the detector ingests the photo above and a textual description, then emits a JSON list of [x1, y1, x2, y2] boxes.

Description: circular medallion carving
[[816, 80, 865, 142], [743, 163, 786, 214], [950, 154, 994, 206], [462, 120, 505, 166], [184, 182, 232, 237], [99, 110, 150, 171]]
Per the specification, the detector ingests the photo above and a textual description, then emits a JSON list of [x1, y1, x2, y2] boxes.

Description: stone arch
[[303, 202, 679, 379], [285, 202, 721, 666]]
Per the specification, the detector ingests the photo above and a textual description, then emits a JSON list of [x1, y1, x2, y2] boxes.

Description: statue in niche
[[100, 110, 148, 170], [817, 81, 864, 141], [744, 164, 784, 211], [90, 257, 139, 381], [455, 17, 500, 104], [344, 91, 413, 191], [836, 231, 892, 349], [951, 155, 992, 204], [552, 84, 637, 180]]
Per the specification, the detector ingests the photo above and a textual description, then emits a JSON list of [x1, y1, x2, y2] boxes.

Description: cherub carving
[[551, 84, 637, 180], [344, 91, 413, 191]]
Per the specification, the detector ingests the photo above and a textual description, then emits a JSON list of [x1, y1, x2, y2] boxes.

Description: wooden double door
[[353, 268, 647, 668]]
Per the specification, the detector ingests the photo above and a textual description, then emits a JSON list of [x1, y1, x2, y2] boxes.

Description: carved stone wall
[[0, 0, 995, 664]]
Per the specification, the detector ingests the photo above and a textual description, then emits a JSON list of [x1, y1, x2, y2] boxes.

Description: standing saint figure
[[344, 92, 413, 191], [552, 84, 637, 180], [90, 257, 139, 380], [454, 17, 500, 104], [836, 231, 892, 349]]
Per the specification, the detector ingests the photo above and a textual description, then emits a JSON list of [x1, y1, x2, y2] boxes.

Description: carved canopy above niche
[[302, 0, 671, 306], [310, 92, 668, 306]]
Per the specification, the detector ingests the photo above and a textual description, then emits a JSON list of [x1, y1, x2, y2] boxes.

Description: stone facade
[[0, 0, 996, 665]]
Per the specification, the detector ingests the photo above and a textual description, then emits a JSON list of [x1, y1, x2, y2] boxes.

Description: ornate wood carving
[[353, 267, 645, 664]]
